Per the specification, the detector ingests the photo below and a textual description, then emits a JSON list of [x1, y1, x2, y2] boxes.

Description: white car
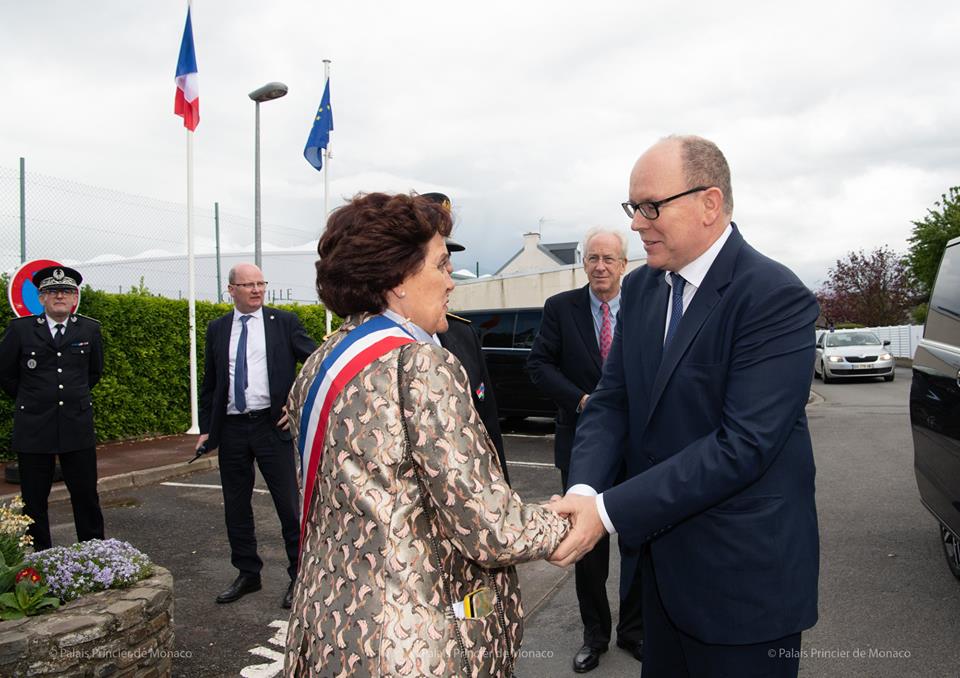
[[814, 331, 896, 383]]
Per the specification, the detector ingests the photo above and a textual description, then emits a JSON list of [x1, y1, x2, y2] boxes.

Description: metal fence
[[1, 160, 323, 304]]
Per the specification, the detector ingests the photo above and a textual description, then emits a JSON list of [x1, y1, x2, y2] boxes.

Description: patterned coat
[[284, 315, 568, 677]]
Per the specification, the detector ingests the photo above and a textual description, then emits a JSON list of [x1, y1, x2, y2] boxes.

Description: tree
[[816, 246, 918, 327], [907, 186, 960, 296]]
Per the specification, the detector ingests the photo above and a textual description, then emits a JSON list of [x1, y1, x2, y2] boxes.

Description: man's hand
[[577, 394, 589, 413], [546, 494, 607, 567], [195, 433, 209, 451], [277, 406, 291, 431]]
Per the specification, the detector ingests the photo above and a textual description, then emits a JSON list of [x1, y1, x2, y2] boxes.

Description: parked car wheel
[[941, 523, 960, 581], [884, 372, 895, 382], [821, 361, 833, 384]]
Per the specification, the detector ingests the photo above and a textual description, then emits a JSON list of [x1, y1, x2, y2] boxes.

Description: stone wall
[[0, 565, 175, 677]]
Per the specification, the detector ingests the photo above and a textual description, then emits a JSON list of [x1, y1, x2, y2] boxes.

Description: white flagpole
[[186, 128, 200, 434], [323, 58, 332, 336]]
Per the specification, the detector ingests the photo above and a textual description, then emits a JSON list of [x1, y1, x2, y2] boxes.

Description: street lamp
[[249, 81, 288, 269]]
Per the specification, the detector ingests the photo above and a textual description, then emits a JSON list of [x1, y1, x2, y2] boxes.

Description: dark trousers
[[18, 447, 105, 551], [640, 549, 802, 678], [219, 412, 300, 580], [561, 468, 644, 649]]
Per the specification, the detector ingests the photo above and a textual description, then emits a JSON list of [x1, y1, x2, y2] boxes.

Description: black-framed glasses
[[231, 281, 268, 290], [621, 186, 710, 220]]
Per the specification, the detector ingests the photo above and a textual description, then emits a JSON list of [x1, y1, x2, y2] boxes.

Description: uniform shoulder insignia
[[74, 314, 101, 324], [446, 313, 471, 325], [18, 315, 42, 325]]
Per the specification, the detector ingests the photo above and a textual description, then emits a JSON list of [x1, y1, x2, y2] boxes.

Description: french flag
[[174, 7, 199, 131]]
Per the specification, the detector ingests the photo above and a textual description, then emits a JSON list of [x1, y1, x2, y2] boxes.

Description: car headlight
[[879, 353, 893, 361], [828, 355, 845, 363]]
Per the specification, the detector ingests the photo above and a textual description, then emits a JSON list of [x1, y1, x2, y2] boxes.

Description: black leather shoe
[[573, 645, 606, 673], [215, 574, 262, 604], [616, 637, 644, 661], [282, 581, 294, 609]]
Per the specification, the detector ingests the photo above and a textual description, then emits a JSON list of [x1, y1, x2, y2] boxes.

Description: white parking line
[[160, 481, 270, 495], [241, 620, 288, 678], [506, 461, 555, 469]]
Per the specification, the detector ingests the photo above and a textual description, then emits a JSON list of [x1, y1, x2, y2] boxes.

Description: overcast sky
[[3, 0, 958, 288]]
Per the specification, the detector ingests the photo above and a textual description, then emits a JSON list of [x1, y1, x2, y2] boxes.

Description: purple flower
[[24, 539, 152, 602]]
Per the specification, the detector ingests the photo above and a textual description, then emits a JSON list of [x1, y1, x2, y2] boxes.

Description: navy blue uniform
[[0, 313, 105, 549]]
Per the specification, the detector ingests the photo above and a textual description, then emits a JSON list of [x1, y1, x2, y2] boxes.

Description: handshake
[[543, 493, 608, 567]]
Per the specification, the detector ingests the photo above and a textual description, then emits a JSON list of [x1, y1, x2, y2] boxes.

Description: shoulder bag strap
[[396, 347, 471, 674]]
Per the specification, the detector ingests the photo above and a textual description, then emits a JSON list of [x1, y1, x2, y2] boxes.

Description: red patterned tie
[[599, 301, 612, 362]]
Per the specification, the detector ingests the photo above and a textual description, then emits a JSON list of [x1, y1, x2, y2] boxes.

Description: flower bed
[[26, 539, 153, 603], [0, 498, 173, 676], [0, 565, 175, 677]]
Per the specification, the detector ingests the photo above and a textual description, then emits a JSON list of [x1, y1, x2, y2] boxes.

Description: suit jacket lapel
[[646, 227, 744, 422], [637, 274, 667, 387], [262, 306, 276, 388], [34, 316, 56, 349], [572, 286, 601, 370], [218, 312, 233, 385]]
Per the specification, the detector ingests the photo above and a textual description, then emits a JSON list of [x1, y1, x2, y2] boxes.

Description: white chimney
[[522, 231, 541, 251]]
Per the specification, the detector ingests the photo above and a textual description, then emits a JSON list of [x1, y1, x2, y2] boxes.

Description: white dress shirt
[[570, 223, 734, 534], [227, 307, 271, 415], [46, 316, 69, 340], [588, 287, 621, 344]]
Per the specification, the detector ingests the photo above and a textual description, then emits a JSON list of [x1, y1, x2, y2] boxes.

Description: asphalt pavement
[[22, 366, 960, 677]]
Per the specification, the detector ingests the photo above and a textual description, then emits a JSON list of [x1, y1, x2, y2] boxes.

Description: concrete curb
[[0, 456, 220, 504]]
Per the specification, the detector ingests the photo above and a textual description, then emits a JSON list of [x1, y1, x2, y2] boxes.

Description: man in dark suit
[[527, 228, 643, 672], [550, 135, 819, 678], [422, 191, 510, 483], [197, 262, 317, 609], [0, 265, 105, 551]]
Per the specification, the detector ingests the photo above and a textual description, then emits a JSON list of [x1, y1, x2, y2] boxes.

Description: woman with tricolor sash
[[283, 193, 569, 677]]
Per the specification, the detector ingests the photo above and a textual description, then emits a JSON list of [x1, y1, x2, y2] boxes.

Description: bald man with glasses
[[550, 135, 820, 678], [197, 262, 317, 609]]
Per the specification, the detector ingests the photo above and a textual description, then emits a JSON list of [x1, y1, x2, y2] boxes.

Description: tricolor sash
[[297, 315, 416, 543]]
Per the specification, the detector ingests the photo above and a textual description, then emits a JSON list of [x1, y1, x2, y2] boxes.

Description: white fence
[[817, 325, 924, 359]]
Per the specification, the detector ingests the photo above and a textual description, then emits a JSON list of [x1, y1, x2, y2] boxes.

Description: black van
[[911, 235, 960, 580], [453, 308, 556, 420]]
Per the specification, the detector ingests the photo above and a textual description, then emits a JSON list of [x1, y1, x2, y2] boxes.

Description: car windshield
[[824, 332, 882, 348]]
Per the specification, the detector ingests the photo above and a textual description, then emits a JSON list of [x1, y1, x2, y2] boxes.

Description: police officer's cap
[[419, 192, 465, 252], [32, 266, 82, 293]]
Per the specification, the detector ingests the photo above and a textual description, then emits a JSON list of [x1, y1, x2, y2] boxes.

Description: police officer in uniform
[[0, 266, 105, 550], [421, 192, 510, 483]]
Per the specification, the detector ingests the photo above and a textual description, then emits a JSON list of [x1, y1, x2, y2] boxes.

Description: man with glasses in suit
[[197, 263, 317, 609], [549, 135, 819, 678]]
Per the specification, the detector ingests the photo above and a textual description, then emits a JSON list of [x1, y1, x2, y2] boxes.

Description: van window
[[469, 313, 515, 348], [927, 243, 960, 346], [513, 310, 542, 349]]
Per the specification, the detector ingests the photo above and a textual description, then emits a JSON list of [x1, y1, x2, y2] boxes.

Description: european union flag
[[304, 79, 333, 171]]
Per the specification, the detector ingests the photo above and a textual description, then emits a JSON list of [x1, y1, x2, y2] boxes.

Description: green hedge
[[0, 277, 338, 461]]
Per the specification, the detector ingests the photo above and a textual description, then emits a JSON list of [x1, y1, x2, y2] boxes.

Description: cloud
[[1, 0, 957, 290]]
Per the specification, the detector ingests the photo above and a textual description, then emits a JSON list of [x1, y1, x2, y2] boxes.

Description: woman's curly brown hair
[[315, 192, 453, 317]]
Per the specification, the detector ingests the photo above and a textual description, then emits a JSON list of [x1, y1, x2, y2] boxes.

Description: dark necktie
[[665, 273, 686, 345], [54, 323, 65, 346], [234, 315, 251, 413]]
